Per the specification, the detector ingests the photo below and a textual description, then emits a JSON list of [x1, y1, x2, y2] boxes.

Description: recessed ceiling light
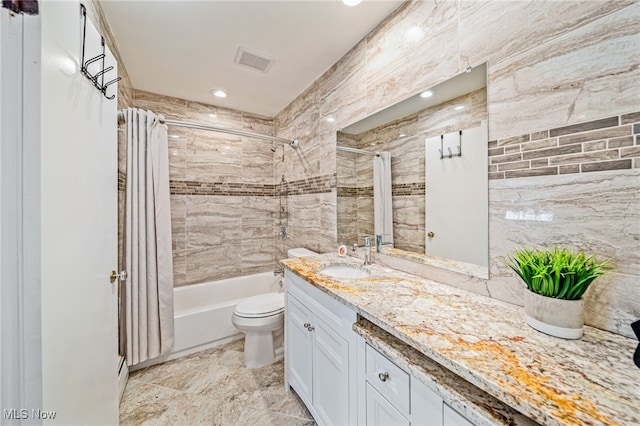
[[454, 105, 465, 110], [327, 117, 336, 123], [420, 90, 434, 98], [342, 0, 361, 6], [212, 90, 227, 98], [208, 114, 217, 118]]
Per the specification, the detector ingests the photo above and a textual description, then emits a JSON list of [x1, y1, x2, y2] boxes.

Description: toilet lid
[[234, 293, 285, 318]]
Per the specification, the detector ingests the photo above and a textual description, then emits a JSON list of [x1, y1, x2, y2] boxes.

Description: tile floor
[[119, 340, 315, 425]]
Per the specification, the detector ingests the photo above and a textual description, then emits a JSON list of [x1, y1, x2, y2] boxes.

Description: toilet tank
[[287, 248, 317, 258]]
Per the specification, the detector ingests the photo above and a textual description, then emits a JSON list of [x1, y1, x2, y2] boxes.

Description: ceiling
[[101, 0, 405, 118]]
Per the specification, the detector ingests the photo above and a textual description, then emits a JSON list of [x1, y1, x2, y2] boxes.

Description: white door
[[0, 3, 43, 413], [425, 121, 488, 267], [40, 1, 119, 424]]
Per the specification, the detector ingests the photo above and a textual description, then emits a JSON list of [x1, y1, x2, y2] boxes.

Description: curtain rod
[[336, 145, 379, 156], [117, 111, 299, 148]]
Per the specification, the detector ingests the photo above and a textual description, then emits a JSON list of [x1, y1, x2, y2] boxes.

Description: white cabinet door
[[313, 318, 350, 426], [443, 404, 474, 426], [411, 379, 444, 426], [366, 383, 410, 426], [287, 294, 314, 405]]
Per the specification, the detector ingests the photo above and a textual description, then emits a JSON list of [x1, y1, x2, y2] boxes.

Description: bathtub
[[130, 272, 283, 371]]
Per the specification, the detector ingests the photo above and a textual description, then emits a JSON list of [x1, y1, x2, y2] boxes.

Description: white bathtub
[[130, 272, 283, 371]]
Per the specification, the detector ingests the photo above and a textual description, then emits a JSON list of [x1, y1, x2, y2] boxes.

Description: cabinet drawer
[[365, 344, 410, 415], [286, 271, 356, 337], [366, 383, 410, 426], [443, 403, 474, 426]]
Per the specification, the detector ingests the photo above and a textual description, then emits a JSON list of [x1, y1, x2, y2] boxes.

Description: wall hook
[[439, 131, 463, 160], [80, 4, 121, 100]]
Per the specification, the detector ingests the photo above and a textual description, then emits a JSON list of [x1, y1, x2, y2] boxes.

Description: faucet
[[376, 234, 393, 252], [362, 236, 371, 266], [274, 269, 284, 277]]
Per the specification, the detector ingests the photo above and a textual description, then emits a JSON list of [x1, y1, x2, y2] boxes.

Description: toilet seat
[[234, 293, 284, 318]]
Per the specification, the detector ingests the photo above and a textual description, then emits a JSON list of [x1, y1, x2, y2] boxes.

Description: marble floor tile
[[120, 340, 314, 426]]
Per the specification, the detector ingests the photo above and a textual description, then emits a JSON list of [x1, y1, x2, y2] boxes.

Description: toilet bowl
[[232, 292, 285, 368], [232, 248, 317, 369]]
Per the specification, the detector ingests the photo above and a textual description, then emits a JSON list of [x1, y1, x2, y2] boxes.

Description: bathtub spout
[[274, 269, 284, 277]]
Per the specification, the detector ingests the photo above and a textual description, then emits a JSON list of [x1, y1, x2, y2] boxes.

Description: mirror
[[336, 64, 489, 278]]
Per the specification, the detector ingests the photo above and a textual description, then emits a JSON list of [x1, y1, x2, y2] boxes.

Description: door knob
[[110, 270, 128, 284], [427, 232, 435, 238]]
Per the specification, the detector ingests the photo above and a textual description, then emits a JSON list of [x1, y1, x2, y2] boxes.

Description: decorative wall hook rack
[[439, 130, 463, 159], [80, 4, 121, 100]]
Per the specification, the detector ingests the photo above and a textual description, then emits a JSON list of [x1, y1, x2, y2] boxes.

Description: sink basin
[[320, 265, 371, 279]]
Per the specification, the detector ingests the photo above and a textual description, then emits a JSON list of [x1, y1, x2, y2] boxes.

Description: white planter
[[524, 290, 584, 339]]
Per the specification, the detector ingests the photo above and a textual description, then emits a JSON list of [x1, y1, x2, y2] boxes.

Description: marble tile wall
[[336, 135, 358, 245], [274, 1, 639, 337], [123, 90, 279, 287]]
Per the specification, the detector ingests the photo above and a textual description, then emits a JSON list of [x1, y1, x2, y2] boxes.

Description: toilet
[[232, 247, 317, 368]]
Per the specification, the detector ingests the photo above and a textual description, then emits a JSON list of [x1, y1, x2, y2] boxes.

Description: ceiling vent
[[234, 47, 274, 73]]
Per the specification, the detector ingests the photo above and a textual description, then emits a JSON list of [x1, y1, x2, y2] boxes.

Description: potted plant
[[506, 247, 610, 339]]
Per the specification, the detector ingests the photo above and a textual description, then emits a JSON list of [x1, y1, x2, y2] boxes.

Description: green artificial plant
[[506, 247, 610, 300]]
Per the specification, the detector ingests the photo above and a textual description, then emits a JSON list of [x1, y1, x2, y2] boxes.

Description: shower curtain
[[123, 108, 174, 366], [373, 152, 393, 246]]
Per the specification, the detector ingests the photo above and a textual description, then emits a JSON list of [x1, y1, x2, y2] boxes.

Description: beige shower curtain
[[123, 108, 174, 366]]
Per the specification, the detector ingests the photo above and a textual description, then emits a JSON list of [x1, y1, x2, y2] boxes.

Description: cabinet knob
[[303, 322, 311, 329], [427, 231, 435, 238], [378, 372, 389, 382], [307, 325, 315, 332]]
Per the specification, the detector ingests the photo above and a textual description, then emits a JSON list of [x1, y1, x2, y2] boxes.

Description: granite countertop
[[354, 318, 539, 426], [281, 253, 640, 426]]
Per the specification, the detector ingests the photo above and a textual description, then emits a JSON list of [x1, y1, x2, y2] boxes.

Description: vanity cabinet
[[358, 340, 475, 426], [285, 271, 358, 426]]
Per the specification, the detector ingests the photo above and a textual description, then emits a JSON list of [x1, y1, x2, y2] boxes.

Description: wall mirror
[[336, 63, 489, 279]]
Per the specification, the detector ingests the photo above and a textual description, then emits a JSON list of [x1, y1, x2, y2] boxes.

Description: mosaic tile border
[[284, 173, 336, 196], [169, 180, 274, 196], [118, 171, 126, 192], [338, 186, 373, 197], [489, 111, 640, 180], [338, 183, 425, 198], [118, 173, 337, 197]]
